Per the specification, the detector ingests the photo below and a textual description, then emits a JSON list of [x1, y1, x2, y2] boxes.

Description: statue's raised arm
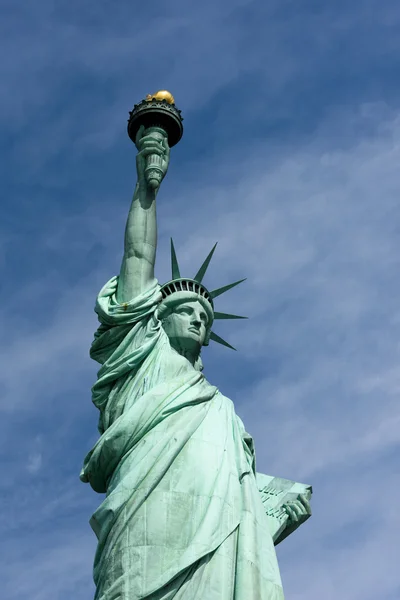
[[116, 126, 169, 303], [117, 91, 183, 304]]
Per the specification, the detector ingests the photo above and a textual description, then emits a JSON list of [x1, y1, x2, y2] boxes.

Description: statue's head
[[158, 240, 247, 357], [158, 291, 213, 359]]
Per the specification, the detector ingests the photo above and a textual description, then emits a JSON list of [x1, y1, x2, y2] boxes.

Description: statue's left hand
[[283, 493, 311, 526]]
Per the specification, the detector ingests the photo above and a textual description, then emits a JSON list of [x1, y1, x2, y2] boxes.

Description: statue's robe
[[81, 277, 285, 599]]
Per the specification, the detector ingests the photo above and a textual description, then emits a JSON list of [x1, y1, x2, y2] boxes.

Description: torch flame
[[146, 90, 175, 104]]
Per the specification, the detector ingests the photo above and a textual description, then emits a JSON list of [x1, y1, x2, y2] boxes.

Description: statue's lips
[[188, 327, 200, 334]]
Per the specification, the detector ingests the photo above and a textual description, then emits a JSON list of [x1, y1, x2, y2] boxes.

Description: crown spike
[[170, 238, 181, 279], [209, 331, 236, 351], [193, 243, 218, 283], [214, 312, 248, 320], [210, 278, 246, 299]]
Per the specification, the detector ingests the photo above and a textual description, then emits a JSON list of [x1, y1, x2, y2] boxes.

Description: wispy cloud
[[2, 530, 96, 600]]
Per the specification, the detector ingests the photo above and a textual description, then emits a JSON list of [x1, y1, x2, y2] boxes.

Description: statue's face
[[162, 300, 209, 353]]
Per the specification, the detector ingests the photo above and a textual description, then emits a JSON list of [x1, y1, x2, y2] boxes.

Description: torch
[[127, 90, 184, 190]]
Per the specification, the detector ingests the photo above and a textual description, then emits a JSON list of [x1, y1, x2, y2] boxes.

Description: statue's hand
[[283, 493, 311, 526], [135, 125, 170, 193]]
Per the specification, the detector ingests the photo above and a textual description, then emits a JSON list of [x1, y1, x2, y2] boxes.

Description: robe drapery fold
[[81, 277, 284, 599]]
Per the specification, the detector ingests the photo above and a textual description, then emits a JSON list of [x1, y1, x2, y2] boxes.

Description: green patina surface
[[81, 94, 312, 599]]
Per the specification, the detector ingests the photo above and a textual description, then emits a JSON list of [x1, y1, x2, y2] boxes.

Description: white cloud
[[26, 452, 42, 474], [2, 530, 96, 600]]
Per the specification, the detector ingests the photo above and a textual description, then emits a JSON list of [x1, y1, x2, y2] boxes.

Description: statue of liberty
[[80, 91, 312, 599]]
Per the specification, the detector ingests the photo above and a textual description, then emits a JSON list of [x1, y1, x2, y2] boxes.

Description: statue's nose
[[191, 314, 201, 327]]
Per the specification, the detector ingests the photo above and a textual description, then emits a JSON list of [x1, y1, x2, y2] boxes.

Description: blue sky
[[1, 1, 400, 598]]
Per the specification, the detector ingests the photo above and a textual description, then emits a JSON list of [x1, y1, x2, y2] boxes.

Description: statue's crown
[[160, 240, 247, 350]]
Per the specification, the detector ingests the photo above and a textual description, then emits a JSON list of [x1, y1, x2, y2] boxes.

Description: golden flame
[[146, 90, 175, 104]]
